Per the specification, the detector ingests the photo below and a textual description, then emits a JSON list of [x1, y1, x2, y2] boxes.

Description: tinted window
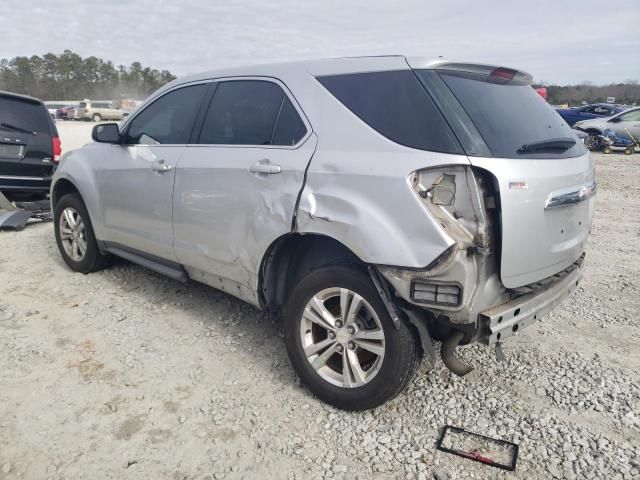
[[200, 80, 299, 146], [272, 96, 307, 146], [126, 84, 208, 145], [317, 70, 462, 153], [434, 71, 587, 159], [0, 96, 50, 134]]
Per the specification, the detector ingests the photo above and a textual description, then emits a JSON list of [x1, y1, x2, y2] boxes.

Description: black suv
[[0, 91, 61, 199]]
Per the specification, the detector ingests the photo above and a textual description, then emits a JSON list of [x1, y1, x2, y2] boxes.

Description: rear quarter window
[[0, 96, 51, 135], [317, 70, 463, 154]]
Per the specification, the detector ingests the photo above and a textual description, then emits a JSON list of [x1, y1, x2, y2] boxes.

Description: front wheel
[[54, 193, 110, 273], [92, 113, 102, 122], [584, 132, 601, 151], [284, 265, 420, 410]]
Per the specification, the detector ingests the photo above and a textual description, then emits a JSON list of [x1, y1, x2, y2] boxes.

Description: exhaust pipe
[[441, 331, 474, 377]]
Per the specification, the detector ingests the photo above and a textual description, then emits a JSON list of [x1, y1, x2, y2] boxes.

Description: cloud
[[2, 0, 639, 84]]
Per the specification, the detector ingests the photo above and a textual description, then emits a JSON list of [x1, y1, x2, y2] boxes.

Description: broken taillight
[[52, 136, 62, 163]]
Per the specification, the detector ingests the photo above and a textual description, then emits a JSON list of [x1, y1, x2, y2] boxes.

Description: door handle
[[249, 160, 281, 175], [151, 159, 173, 173]]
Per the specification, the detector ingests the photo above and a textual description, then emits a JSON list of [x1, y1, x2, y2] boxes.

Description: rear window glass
[[0, 96, 50, 134], [317, 71, 463, 154], [435, 71, 586, 158]]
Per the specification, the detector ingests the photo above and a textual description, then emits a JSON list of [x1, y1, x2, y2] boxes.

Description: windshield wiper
[[0, 122, 37, 135], [518, 137, 576, 154]]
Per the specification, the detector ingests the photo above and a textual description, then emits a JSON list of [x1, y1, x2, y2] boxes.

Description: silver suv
[[51, 57, 595, 410]]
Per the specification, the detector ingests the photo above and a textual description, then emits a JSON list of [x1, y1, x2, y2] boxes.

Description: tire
[[283, 265, 420, 410], [603, 146, 612, 154], [92, 113, 102, 122], [54, 193, 110, 273], [624, 148, 633, 155], [584, 132, 601, 151]]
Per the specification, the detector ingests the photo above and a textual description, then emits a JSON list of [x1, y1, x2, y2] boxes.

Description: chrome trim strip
[[545, 180, 597, 210], [0, 175, 47, 181]]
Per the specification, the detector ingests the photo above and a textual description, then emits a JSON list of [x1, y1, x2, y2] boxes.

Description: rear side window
[[125, 84, 209, 145], [317, 70, 463, 154], [199, 80, 306, 146], [0, 96, 50, 135], [434, 71, 587, 158]]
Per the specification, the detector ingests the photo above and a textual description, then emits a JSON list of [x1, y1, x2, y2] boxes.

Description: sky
[[3, 0, 639, 85]]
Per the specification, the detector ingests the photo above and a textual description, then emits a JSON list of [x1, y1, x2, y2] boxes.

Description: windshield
[[0, 96, 50, 135], [423, 70, 587, 159]]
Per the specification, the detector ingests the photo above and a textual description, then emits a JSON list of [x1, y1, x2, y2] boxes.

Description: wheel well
[[51, 179, 79, 207], [259, 233, 365, 312]]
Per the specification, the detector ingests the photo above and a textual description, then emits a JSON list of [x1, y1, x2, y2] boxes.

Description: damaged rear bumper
[[478, 254, 585, 345]]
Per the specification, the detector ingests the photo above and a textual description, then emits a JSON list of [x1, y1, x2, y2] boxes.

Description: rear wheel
[[92, 113, 102, 122], [54, 193, 110, 273], [603, 146, 612, 154], [284, 265, 420, 410]]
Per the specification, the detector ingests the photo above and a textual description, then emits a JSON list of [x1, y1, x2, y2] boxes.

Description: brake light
[[52, 136, 62, 163], [489, 67, 516, 81]]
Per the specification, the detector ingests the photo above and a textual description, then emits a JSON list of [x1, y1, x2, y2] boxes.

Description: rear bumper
[[478, 254, 585, 345]]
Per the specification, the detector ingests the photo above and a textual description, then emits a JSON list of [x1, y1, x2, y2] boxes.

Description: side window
[[272, 96, 307, 146], [618, 110, 640, 122], [125, 84, 209, 145], [199, 80, 306, 146], [317, 70, 462, 153]]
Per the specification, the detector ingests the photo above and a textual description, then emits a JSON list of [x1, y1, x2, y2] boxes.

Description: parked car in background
[[51, 57, 594, 410], [45, 103, 70, 120], [556, 103, 624, 127], [1, 91, 61, 199], [574, 106, 640, 150], [56, 104, 79, 120], [77, 100, 124, 122]]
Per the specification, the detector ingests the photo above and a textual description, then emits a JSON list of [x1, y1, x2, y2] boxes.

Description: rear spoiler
[[406, 58, 533, 86]]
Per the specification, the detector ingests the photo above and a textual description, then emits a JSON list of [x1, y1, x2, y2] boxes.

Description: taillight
[[52, 136, 62, 163], [489, 67, 517, 81]]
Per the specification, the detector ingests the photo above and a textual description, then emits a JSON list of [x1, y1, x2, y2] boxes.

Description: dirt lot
[[0, 123, 638, 479]]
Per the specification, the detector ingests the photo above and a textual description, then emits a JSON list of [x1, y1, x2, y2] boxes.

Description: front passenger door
[[611, 109, 640, 141], [94, 83, 210, 260]]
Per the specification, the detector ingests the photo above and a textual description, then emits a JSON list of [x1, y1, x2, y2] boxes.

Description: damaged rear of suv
[[51, 56, 594, 411], [289, 58, 594, 408]]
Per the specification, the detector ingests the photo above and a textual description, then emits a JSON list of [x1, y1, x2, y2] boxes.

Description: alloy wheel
[[300, 287, 386, 388], [59, 207, 87, 262]]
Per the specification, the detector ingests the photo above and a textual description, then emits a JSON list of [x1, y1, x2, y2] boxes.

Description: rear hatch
[[413, 63, 595, 288], [0, 93, 57, 178]]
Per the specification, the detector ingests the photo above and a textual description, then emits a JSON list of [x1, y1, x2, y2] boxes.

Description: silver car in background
[[574, 106, 640, 150], [50, 56, 595, 410]]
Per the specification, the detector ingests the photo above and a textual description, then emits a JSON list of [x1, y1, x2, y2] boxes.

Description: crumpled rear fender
[[295, 148, 470, 268]]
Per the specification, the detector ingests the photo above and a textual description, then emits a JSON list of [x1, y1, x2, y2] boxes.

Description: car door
[[94, 82, 211, 260], [610, 108, 640, 141], [173, 78, 315, 300]]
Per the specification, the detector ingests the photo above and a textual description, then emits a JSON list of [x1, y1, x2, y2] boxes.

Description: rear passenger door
[[173, 78, 315, 297]]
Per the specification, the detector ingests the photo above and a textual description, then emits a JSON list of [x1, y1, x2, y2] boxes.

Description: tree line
[[1, 50, 638, 107], [0, 50, 176, 101], [535, 81, 640, 106]]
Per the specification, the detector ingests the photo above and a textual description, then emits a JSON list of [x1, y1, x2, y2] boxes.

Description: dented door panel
[[173, 135, 317, 300]]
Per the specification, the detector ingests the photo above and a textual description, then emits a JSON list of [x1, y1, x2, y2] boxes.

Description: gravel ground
[[0, 124, 639, 479]]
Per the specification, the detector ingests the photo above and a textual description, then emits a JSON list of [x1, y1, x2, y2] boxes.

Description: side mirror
[[92, 123, 120, 143]]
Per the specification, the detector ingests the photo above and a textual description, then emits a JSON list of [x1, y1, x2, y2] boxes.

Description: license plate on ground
[[0, 143, 25, 159]]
